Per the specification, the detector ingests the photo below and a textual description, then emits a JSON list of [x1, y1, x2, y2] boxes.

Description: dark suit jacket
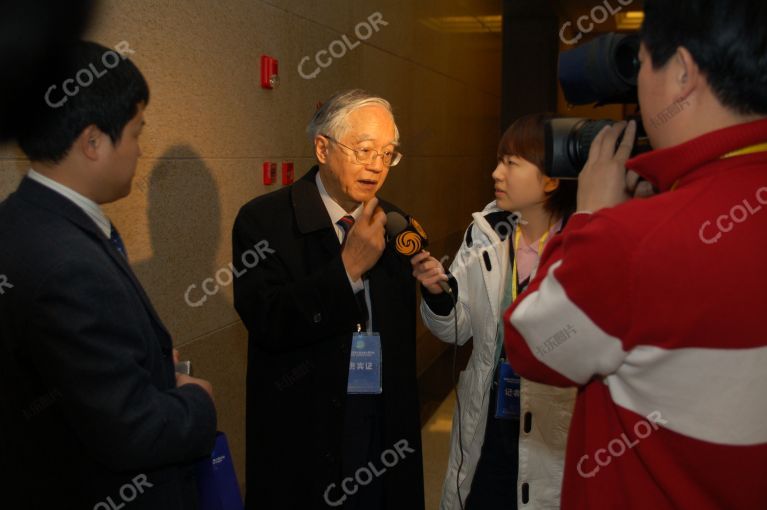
[[233, 166, 425, 509], [0, 177, 217, 510]]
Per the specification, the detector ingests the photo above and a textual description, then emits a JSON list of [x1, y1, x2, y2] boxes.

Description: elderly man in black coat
[[233, 89, 425, 509]]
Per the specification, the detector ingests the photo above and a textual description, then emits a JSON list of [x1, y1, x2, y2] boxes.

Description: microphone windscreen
[[385, 211, 408, 238]]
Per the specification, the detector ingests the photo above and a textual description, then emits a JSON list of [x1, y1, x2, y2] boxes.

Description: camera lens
[[545, 117, 649, 179], [573, 119, 614, 168], [546, 118, 611, 179]]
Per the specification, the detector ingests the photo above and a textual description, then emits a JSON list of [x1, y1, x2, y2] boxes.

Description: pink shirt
[[515, 219, 563, 285]]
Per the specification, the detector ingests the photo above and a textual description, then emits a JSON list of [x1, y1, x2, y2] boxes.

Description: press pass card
[[347, 332, 382, 394], [495, 361, 521, 419]]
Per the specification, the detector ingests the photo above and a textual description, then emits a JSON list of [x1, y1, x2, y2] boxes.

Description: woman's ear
[[543, 176, 560, 193]]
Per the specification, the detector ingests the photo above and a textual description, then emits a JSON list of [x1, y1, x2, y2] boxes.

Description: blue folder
[[196, 432, 244, 510]]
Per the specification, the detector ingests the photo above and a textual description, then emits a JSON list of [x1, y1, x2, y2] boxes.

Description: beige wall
[[0, 0, 502, 491]]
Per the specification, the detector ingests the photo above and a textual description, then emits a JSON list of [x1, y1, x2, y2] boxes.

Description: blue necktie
[[109, 224, 128, 259]]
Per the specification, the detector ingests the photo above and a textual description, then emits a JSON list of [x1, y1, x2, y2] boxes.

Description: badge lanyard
[[500, 223, 552, 362], [511, 223, 552, 303], [670, 142, 767, 191], [721, 142, 767, 159], [494, 222, 553, 420]]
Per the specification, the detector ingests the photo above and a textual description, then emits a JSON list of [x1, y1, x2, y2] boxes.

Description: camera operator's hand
[[577, 120, 638, 213], [626, 169, 658, 199]]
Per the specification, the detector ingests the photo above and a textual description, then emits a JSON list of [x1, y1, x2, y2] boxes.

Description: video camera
[[546, 33, 651, 179]]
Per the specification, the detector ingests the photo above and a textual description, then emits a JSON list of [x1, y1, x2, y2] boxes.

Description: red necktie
[[337, 215, 355, 245]]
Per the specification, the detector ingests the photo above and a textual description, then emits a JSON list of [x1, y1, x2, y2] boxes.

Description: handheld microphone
[[385, 211, 452, 295], [386, 212, 461, 508]]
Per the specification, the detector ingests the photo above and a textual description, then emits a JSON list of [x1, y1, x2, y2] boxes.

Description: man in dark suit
[[0, 41, 217, 509], [233, 90, 424, 509]]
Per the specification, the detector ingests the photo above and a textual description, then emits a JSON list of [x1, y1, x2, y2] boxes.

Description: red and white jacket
[[503, 118, 767, 509]]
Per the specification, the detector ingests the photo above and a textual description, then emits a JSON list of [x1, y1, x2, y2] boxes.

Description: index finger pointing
[[361, 197, 379, 220], [374, 207, 387, 225]]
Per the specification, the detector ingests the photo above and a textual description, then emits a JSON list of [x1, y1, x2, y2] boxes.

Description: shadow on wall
[[132, 144, 229, 344], [131, 145, 249, 493]]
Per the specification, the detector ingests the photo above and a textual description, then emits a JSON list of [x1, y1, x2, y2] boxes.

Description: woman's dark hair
[[497, 113, 577, 219], [17, 40, 150, 163], [640, 0, 767, 115]]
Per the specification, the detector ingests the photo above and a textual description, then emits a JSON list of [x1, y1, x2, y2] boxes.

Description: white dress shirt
[[27, 169, 112, 239], [316, 171, 373, 330]]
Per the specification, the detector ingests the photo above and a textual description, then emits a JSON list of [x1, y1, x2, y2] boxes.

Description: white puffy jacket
[[421, 202, 576, 510]]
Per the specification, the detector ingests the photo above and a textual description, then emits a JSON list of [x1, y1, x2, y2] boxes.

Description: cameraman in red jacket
[[503, 1, 767, 509]]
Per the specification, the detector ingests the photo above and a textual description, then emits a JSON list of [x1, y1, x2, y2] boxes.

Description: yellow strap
[[670, 142, 767, 191], [511, 224, 551, 302], [721, 142, 767, 160]]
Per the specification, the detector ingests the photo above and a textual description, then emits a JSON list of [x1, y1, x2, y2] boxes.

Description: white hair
[[306, 89, 399, 143]]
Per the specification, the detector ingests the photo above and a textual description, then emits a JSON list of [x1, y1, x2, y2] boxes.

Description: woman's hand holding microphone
[[411, 251, 449, 295]]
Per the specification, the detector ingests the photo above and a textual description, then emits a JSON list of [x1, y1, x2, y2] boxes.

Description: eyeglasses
[[321, 134, 402, 167]]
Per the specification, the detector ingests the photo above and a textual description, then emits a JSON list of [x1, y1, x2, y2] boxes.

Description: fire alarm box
[[260, 55, 279, 89], [263, 161, 277, 185], [282, 161, 294, 185]]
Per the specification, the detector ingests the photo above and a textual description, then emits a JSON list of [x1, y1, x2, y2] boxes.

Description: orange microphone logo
[[395, 231, 422, 256]]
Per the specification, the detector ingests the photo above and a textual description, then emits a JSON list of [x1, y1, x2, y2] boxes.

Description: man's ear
[[77, 125, 105, 162], [543, 176, 560, 194], [673, 46, 699, 103], [314, 135, 330, 164]]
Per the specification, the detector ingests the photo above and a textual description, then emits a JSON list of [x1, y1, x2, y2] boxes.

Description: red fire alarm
[[260, 55, 279, 89], [282, 161, 295, 185], [263, 161, 277, 185]]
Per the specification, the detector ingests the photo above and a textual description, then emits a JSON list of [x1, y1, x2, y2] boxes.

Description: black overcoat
[[233, 166, 424, 509]]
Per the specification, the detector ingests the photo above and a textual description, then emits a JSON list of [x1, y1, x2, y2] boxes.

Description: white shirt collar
[[316, 171, 363, 240], [27, 169, 112, 238]]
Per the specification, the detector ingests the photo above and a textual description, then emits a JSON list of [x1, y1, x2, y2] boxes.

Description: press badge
[[495, 360, 520, 419], [347, 332, 382, 394]]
